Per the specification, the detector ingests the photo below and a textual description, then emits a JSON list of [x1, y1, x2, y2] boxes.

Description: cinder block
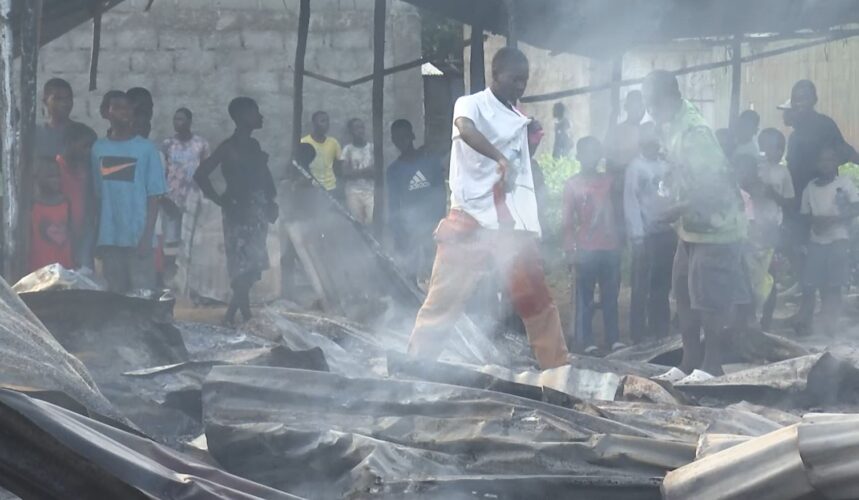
[[330, 29, 371, 50], [114, 28, 159, 50], [41, 50, 90, 74], [173, 51, 217, 73], [201, 31, 243, 50], [131, 52, 175, 73], [238, 71, 281, 95], [94, 51, 132, 74], [215, 50, 260, 72], [242, 30, 286, 50], [158, 30, 200, 50]]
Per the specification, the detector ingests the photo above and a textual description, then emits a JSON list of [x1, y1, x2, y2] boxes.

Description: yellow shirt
[[301, 134, 341, 191]]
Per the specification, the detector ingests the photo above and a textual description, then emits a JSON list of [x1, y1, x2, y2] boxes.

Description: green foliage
[[421, 11, 463, 62], [537, 153, 580, 239], [840, 162, 859, 188]]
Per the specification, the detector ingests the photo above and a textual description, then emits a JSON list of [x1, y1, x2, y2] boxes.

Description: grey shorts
[[673, 241, 751, 312], [804, 241, 850, 289], [99, 246, 157, 294]]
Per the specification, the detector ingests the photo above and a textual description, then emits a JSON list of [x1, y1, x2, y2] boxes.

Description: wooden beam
[[521, 31, 859, 103], [88, 0, 102, 91], [470, 23, 485, 93], [0, 0, 16, 279], [504, 0, 517, 48], [729, 35, 742, 128], [291, 0, 310, 153], [371, 0, 385, 235], [608, 55, 623, 127], [17, 0, 41, 280]]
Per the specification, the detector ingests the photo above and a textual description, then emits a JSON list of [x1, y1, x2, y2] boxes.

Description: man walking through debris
[[644, 71, 750, 383], [407, 48, 570, 370]]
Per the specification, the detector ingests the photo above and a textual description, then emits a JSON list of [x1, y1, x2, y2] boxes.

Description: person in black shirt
[[194, 97, 277, 325]]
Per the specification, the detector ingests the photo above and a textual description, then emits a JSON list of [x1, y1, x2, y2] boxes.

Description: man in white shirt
[[407, 48, 570, 370]]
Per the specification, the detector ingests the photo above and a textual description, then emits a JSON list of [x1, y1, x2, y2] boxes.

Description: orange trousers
[[408, 211, 570, 369]]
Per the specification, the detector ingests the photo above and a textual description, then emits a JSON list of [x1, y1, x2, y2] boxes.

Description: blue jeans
[[574, 249, 621, 348]]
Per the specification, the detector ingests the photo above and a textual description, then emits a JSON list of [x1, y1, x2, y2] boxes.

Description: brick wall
[[38, 0, 425, 180]]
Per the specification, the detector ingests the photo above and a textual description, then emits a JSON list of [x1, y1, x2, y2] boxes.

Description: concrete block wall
[[38, 0, 425, 181]]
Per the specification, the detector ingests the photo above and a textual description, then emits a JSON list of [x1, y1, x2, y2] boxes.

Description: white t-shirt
[[449, 88, 540, 235], [341, 143, 375, 191], [801, 175, 859, 244], [756, 161, 795, 227]]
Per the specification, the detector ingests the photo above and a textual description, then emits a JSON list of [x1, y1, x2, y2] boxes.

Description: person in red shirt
[[56, 122, 97, 270], [30, 157, 73, 272], [563, 136, 623, 354]]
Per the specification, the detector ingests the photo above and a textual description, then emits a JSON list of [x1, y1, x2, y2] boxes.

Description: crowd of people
[[29, 46, 859, 378]]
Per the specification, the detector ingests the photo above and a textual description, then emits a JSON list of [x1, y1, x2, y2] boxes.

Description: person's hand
[[497, 157, 511, 184]]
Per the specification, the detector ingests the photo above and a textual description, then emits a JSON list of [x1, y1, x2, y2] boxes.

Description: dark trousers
[[629, 231, 677, 342], [574, 249, 621, 348]]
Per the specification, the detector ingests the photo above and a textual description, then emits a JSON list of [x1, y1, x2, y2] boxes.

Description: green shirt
[[663, 100, 746, 243]]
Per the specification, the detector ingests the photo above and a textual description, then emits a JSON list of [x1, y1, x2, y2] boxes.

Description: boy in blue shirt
[[91, 91, 166, 293]]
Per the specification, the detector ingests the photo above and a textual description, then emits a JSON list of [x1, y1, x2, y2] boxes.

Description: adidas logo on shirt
[[409, 170, 430, 191]]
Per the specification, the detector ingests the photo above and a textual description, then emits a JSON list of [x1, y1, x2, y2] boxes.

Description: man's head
[[127, 87, 153, 137], [625, 90, 646, 125], [347, 118, 366, 143], [715, 128, 736, 158], [818, 138, 845, 181], [553, 102, 566, 120], [228, 97, 263, 130], [63, 122, 97, 163], [100, 90, 124, 120], [390, 119, 415, 153], [105, 91, 133, 132], [295, 142, 316, 168], [638, 122, 660, 160], [528, 119, 544, 156], [311, 111, 329, 137], [35, 157, 61, 194], [642, 70, 682, 124], [734, 109, 760, 143], [790, 80, 818, 113], [490, 47, 529, 104], [576, 136, 603, 171], [42, 78, 73, 123], [758, 127, 786, 165], [173, 107, 192, 135]]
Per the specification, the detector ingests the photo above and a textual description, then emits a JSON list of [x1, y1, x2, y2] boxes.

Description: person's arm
[[623, 163, 645, 244], [193, 143, 225, 206], [138, 196, 159, 257], [139, 145, 167, 257], [454, 117, 510, 181], [562, 181, 578, 261]]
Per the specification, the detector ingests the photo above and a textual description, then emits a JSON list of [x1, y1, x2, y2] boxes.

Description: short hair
[[64, 122, 97, 147], [100, 90, 126, 116], [228, 97, 257, 122], [643, 70, 681, 100], [347, 117, 363, 129], [311, 110, 328, 122], [577, 135, 602, 153], [792, 79, 818, 102], [491, 47, 528, 76], [43, 78, 72, 97], [176, 107, 192, 121], [626, 89, 643, 102], [758, 127, 785, 149], [126, 87, 152, 105], [391, 119, 413, 132], [738, 109, 760, 127], [552, 102, 566, 118]]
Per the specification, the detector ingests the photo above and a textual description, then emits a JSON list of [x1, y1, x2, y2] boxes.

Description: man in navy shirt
[[386, 119, 446, 283]]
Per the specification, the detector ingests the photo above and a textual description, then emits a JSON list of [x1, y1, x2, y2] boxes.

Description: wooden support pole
[[291, 0, 310, 154], [17, 0, 41, 281], [729, 35, 742, 128], [0, 0, 16, 279], [469, 23, 485, 93], [88, 0, 102, 91], [608, 55, 623, 127], [371, 0, 385, 235], [504, 0, 517, 48]]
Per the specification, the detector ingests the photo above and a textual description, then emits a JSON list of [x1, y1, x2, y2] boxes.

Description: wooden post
[[291, 0, 310, 154], [371, 0, 385, 234], [0, 0, 16, 279], [88, 0, 102, 91], [729, 35, 742, 128], [17, 0, 41, 280], [504, 0, 517, 48], [608, 55, 623, 128], [469, 23, 485, 93]]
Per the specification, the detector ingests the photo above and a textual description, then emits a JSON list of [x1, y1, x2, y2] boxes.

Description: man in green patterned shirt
[[643, 71, 750, 382]]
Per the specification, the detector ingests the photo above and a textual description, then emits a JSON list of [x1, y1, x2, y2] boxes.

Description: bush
[[536, 153, 580, 239]]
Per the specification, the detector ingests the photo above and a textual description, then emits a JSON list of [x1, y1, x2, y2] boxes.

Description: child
[[57, 122, 98, 271], [564, 136, 623, 354], [91, 91, 166, 294], [194, 97, 277, 326], [30, 158, 73, 272], [756, 128, 794, 327], [35, 78, 76, 158], [735, 154, 774, 324], [797, 140, 859, 335], [340, 118, 375, 224]]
